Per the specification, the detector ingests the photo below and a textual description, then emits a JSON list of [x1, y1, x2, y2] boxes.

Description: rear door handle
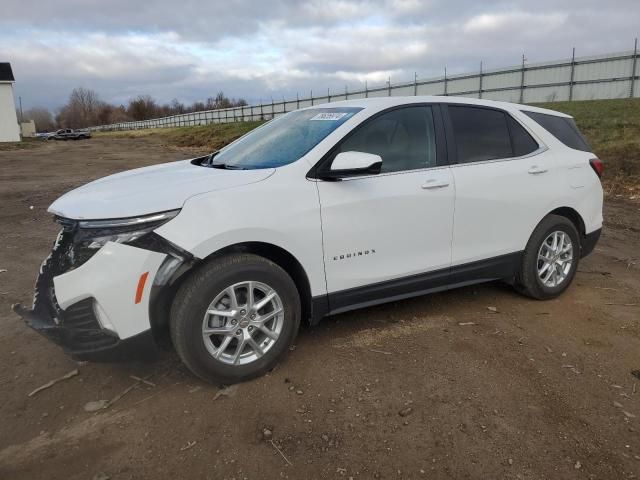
[[421, 179, 450, 189], [528, 166, 548, 175]]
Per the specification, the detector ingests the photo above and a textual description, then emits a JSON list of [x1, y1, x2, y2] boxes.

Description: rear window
[[522, 111, 591, 152]]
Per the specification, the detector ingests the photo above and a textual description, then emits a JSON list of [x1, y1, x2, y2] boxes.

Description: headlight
[[72, 210, 180, 250]]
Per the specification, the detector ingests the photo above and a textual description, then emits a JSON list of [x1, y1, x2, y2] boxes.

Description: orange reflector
[[135, 272, 150, 304]]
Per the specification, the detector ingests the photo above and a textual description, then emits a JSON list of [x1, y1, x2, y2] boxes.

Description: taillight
[[589, 158, 604, 178]]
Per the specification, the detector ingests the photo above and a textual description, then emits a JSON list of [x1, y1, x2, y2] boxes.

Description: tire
[[516, 214, 580, 300], [170, 253, 301, 385]]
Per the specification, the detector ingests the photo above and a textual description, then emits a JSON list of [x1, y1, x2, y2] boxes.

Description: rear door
[[315, 105, 455, 310], [444, 104, 562, 267]]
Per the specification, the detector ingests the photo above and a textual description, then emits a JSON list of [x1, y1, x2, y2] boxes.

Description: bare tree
[[127, 95, 159, 120], [204, 92, 248, 110], [57, 87, 102, 128], [170, 98, 185, 115], [23, 107, 56, 132], [55, 88, 248, 127], [95, 103, 131, 125]]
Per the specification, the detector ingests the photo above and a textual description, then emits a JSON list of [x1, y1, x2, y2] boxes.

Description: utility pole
[[19, 96, 24, 123], [631, 38, 638, 98], [479, 61, 483, 99], [414, 72, 418, 96]]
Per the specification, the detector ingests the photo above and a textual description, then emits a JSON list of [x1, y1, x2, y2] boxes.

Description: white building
[[0, 63, 20, 142]]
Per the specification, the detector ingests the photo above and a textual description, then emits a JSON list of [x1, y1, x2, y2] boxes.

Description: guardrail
[[92, 42, 640, 132]]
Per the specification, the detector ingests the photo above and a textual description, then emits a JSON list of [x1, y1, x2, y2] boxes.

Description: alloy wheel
[[537, 231, 574, 288], [201, 281, 284, 365]]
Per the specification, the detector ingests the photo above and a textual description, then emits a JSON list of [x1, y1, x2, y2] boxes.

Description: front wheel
[[516, 214, 580, 300], [170, 253, 301, 385]]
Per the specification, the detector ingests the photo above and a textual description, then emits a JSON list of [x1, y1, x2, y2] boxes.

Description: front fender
[[154, 175, 326, 297]]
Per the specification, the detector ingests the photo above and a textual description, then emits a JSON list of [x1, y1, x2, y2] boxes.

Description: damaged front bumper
[[13, 302, 158, 362], [13, 225, 177, 362]]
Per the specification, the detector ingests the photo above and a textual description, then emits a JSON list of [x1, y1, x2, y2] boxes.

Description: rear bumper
[[581, 228, 601, 258]]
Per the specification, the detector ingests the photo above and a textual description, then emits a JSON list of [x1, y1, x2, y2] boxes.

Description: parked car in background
[[51, 128, 92, 140], [35, 132, 55, 140], [14, 96, 603, 385]]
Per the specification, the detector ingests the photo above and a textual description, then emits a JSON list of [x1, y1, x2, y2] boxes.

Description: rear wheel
[[170, 253, 301, 385], [516, 215, 580, 299]]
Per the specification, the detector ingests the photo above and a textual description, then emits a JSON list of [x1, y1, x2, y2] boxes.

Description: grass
[[94, 98, 640, 196], [94, 121, 263, 152], [534, 98, 640, 196]]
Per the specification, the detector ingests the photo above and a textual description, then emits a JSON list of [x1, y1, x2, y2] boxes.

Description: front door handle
[[421, 179, 450, 189], [528, 166, 548, 175]]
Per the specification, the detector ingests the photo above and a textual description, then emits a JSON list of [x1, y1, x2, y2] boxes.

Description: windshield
[[211, 107, 362, 169]]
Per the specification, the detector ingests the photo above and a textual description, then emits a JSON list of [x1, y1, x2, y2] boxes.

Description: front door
[[315, 105, 455, 311]]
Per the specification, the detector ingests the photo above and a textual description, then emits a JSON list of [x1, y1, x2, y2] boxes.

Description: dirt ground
[[0, 138, 639, 480]]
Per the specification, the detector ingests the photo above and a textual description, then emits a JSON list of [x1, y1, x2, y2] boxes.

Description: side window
[[449, 106, 512, 163], [522, 111, 591, 152], [337, 106, 437, 173], [507, 115, 539, 156]]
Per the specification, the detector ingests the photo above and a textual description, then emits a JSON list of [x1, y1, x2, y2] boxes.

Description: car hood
[[48, 158, 275, 220]]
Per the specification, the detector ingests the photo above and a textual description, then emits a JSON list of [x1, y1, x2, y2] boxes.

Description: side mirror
[[321, 151, 382, 180]]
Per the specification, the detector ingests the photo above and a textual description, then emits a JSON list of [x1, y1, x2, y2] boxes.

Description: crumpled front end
[[13, 219, 173, 361]]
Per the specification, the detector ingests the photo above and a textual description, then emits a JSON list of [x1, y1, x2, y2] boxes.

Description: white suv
[[15, 97, 603, 384]]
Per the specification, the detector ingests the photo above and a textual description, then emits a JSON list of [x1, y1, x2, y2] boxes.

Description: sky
[[1, 0, 638, 111]]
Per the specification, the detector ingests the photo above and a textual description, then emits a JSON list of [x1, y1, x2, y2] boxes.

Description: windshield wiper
[[210, 163, 247, 170]]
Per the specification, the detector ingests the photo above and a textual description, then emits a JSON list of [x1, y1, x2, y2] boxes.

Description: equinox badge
[[333, 249, 376, 261]]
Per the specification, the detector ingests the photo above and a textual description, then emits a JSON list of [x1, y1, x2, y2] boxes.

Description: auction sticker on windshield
[[309, 112, 348, 121]]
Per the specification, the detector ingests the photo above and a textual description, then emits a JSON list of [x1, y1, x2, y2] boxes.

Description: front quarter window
[[211, 107, 362, 169]]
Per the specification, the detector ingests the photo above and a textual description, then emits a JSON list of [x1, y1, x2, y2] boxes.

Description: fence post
[[414, 72, 418, 96], [569, 47, 576, 101], [444, 67, 448, 96], [519, 54, 526, 103], [631, 38, 638, 98], [478, 61, 483, 99], [365, 80, 368, 98]]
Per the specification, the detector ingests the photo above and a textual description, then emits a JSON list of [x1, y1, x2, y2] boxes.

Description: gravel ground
[[1, 138, 639, 480]]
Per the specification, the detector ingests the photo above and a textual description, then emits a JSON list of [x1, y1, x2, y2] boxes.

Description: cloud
[[463, 12, 567, 35], [0, 0, 638, 111]]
